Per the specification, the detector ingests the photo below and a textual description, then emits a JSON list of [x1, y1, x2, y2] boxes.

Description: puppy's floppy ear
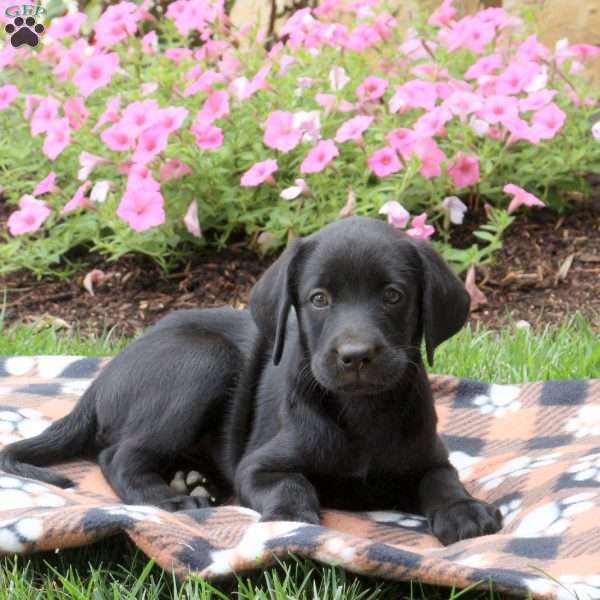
[[413, 239, 470, 366], [250, 239, 304, 366]]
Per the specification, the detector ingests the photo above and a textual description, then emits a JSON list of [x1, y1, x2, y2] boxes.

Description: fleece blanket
[[0, 356, 599, 598]]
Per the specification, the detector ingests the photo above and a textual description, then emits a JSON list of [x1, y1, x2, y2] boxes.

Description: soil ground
[[1, 201, 599, 337]]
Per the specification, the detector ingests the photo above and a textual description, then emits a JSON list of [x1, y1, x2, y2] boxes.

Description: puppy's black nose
[[337, 342, 376, 371]]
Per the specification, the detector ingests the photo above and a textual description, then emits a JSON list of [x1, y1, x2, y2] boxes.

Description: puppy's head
[[250, 217, 469, 396]]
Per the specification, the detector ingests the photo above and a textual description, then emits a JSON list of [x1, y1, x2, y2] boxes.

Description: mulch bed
[[1, 202, 600, 337]]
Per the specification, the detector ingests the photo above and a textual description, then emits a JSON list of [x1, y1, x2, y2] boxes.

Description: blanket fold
[[1, 356, 599, 599]]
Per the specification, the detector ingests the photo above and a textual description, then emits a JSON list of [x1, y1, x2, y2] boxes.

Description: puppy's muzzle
[[336, 341, 377, 372]]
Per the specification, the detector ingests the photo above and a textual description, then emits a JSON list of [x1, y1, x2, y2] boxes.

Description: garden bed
[[2, 200, 599, 338]]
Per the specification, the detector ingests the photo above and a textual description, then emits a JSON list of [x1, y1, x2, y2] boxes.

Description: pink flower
[[101, 124, 136, 152], [428, 0, 457, 27], [183, 200, 202, 238], [263, 111, 302, 153], [160, 159, 192, 182], [192, 123, 224, 150], [568, 44, 600, 60], [278, 54, 297, 75], [495, 61, 540, 96], [440, 15, 496, 54], [378, 200, 410, 228], [142, 31, 158, 54], [464, 53, 503, 80], [477, 95, 519, 126], [43, 118, 71, 160], [292, 111, 321, 144], [329, 66, 350, 91], [241, 159, 278, 186], [300, 140, 339, 174], [414, 107, 452, 137], [64, 96, 89, 130], [132, 125, 170, 164], [93, 95, 121, 132], [406, 213, 435, 240], [117, 184, 166, 232], [141, 82, 159, 96], [448, 153, 480, 188], [62, 181, 93, 213], [442, 196, 468, 224], [155, 106, 189, 134], [183, 70, 225, 97], [7, 196, 51, 236], [33, 172, 58, 196], [315, 93, 355, 114], [386, 128, 418, 155], [94, 1, 140, 48], [335, 115, 373, 145], [389, 80, 438, 113], [443, 91, 483, 120], [368, 146, 403, 178], [197, 90, 230, 125], [46, 11, 86, 39], [166, 47, 193, 64], [519, 89, 557, 113], [24, 95, 42, 120], [121, 99, 160, 136], [0, 84, 18, 110], [73, 53, 120, 98], [516, 35, 550, 63], [31, 96, 60, 136], [531, 103, 566, 140], [54, 39, 88, 81], [592, 122, 600, 141], [356, 75, 388, 103], [280, 179, 310, 200], [230, 64, 272, 101], [503, 183, 545, 214], [505, 117, 542, 145], [409, 137, 446, 178]]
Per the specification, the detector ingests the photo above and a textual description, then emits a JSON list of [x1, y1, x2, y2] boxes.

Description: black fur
[[0, 217, 502, 544]]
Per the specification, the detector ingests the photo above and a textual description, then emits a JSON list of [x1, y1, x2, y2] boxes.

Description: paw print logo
[[513, 492, 597, 537], [566, 451, 600, 483], [5, 16, 45, 48], [0, 475, 66, 510], [565, 405, 600, 439], [0, 516, 44, 552], [99, 504, 164, 524], [472, 384, 521, 418], [478, 452, 561, 491], [498, 497, 522, 526], [367, 511, 429, 531], [0, 407, 50, 446]]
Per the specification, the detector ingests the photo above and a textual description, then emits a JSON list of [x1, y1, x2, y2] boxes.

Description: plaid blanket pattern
[[1, 356, 599, 599]]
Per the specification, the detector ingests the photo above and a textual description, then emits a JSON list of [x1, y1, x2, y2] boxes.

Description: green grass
[[0, 314, 598, 599]]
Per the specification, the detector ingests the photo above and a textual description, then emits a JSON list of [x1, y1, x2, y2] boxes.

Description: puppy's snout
[[336, 342, 377, 371]]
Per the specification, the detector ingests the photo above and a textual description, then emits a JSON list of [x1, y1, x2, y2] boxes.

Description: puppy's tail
[[0, 388, 97, 488]]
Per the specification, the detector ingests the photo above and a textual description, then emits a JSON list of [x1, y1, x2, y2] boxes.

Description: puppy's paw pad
[[432, 499, 503, 545]]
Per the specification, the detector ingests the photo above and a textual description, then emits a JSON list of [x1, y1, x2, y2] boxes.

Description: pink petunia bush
[[1, 0, 599, 276]]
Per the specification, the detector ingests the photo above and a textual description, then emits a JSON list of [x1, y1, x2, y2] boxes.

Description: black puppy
[[0, 217, 502, 545]]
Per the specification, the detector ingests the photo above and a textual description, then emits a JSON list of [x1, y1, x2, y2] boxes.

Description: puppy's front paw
[[157, 494, 211, 512], [431, 499, 502, 545], [260, 507, 320, 525]]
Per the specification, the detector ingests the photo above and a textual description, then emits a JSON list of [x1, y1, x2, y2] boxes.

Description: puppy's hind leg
[[98, 443, 209, 511]]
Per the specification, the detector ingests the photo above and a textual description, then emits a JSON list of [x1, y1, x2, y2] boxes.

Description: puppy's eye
[[310, 291, 330, 308], [383, 287, 403, 304]]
